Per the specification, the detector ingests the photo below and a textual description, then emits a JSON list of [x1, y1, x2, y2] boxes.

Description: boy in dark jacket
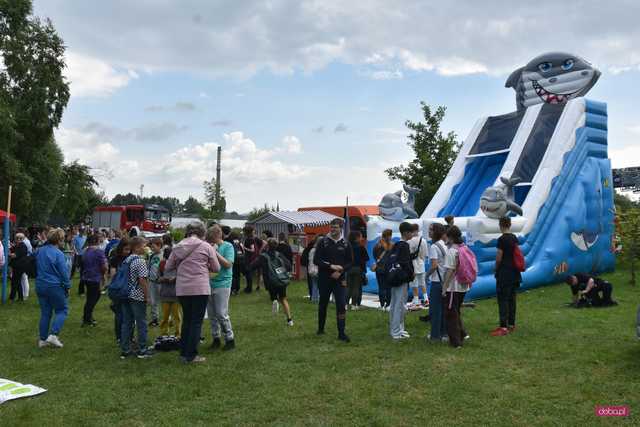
[[313, 218, 353, 342]]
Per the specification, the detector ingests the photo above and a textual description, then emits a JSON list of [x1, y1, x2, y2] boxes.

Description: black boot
[[223, 339, 235, 351]]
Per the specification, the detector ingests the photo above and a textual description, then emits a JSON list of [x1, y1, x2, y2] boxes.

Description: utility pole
[[215, 146, 222, 206]]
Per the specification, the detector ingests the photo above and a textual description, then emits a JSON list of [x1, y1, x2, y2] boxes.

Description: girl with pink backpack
[[441, 225, 477, 348]]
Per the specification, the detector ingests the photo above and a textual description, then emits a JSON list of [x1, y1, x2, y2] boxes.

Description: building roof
[[249, 210, 340, 231]]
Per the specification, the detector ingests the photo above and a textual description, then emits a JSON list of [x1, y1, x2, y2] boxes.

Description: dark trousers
[[178, 295, 208, 361], [83, 280, 101, 323], [428, 281, 447, 340], [110, 300, 124, 342], [347, 267, 363, 306], [497, 281, 518, 327], [587, 282, 614, 306], [445, 291, 467, 347], [10, 268, 25, 301], [243, 265, 254, 292], [231, 263, 242, 294], [376, 273, 391, 307], [318, 279, 347, 336], [71, 254, 82, 277]]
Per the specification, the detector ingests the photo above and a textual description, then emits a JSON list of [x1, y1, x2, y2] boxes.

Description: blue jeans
[[428, 281, 447, 340], [36, 286, 69, 340], [310, 276, 319, 303], [121, 300, 148, 353]]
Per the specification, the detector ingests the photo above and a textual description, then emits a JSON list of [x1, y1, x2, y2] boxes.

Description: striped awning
[[249, 210, 339, 233]]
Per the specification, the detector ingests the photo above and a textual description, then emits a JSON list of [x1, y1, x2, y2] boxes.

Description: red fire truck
[[92, 204, 171, 237]]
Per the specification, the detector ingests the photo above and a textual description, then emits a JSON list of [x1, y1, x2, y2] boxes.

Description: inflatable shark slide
[[364, 52, 615, 299]]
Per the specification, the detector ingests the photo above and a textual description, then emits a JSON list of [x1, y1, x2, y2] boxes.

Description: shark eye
[[561, 59, 574, 71], [538, 62, 552, 73]]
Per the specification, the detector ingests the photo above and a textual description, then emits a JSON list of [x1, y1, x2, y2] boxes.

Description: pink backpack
[[455, 244, 478, 286]]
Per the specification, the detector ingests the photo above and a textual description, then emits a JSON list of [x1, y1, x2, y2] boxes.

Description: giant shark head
[[506, 52, 600, 110], [479, 177, 523, 219]]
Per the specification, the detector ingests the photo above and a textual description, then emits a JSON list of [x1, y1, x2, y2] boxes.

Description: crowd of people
[[0, 213, 619, 358]]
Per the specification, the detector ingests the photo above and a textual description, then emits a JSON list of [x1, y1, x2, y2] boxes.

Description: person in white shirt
[[442, 226, 470, 348], [408, 223, 428, 307], [426, 223, 448, 342]]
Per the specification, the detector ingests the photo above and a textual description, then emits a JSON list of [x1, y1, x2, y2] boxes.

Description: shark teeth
[[532, 80, 576, 104]]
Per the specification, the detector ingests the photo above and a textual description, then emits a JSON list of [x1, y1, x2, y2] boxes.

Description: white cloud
[[65, 51, 137, 97], [281, 136, 302, 154], [56, 126, 120, 166], [368, 69, 403, 80], [609, 145, 640, 169], [36, 1, 640, 80]]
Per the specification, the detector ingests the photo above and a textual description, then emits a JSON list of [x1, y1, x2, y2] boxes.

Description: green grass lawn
[[1, 270, 639, 426]]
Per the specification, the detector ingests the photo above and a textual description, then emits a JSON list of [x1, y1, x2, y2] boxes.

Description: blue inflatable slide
[[365, 52, 616, 299]]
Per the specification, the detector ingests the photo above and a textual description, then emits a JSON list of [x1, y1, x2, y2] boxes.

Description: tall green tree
[[385, 102, 460, 215], [183, 196, 206, 217], [0, 0, 70, 222], [619, 208, 640, 286], [203, 177, 226, 220], [53, 161, 103, 224]]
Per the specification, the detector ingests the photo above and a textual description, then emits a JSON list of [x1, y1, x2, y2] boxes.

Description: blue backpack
[[108, 258, 132, 301]]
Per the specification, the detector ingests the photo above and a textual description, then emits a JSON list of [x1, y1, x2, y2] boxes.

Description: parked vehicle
[[92, 204, 171, 237]]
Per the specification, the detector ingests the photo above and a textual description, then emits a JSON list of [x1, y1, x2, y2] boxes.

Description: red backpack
[[512, 244, 525, 272]]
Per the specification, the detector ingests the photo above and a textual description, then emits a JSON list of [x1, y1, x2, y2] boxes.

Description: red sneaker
[[490, 327, 509, 337]]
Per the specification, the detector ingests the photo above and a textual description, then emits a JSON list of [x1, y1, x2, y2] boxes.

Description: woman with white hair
[[165, 223, 220, 363], [35, 228, 71, 348]]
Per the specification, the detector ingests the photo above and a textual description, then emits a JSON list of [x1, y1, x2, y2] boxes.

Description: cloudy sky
[[33, 0, 640, 212]]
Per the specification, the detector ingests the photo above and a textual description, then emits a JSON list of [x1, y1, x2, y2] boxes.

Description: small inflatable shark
[[479, 177, 523, 219], [379, 184, 420, 221], [505, 52, 600, 110]]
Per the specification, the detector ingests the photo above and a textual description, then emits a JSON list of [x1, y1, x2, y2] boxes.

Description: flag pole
[[2, 185, 12, 304]]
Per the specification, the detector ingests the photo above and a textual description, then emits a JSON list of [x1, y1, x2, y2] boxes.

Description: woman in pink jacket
[[165, 223, 220, 363]]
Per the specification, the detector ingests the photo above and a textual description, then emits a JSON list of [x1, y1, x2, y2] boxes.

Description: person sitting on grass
[[251, 238, 294, 326], [565, 273, 617, 308], [35, 228, 71, 349], [491, 216, 521, 337]]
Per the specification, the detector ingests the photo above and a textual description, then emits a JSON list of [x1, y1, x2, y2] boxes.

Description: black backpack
[[262, 252, 290, 288], [383, 242, 414, 287]]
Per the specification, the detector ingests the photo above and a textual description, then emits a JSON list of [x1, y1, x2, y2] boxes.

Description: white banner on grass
[[0, 378, 46, 404]]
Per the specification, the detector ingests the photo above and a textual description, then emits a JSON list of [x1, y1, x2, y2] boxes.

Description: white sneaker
[[392, 334, 409, 340], [384, 306, 391, 312], [400, 331, 411, 338], [46, 334, 63, 348], [464, 334, 470, 341], [287, 319, 294, 327], [352, 305, 359, 311], [272, 300, 279, 314], [38, 339, 49, 348], [441, 336, 449, 343]]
